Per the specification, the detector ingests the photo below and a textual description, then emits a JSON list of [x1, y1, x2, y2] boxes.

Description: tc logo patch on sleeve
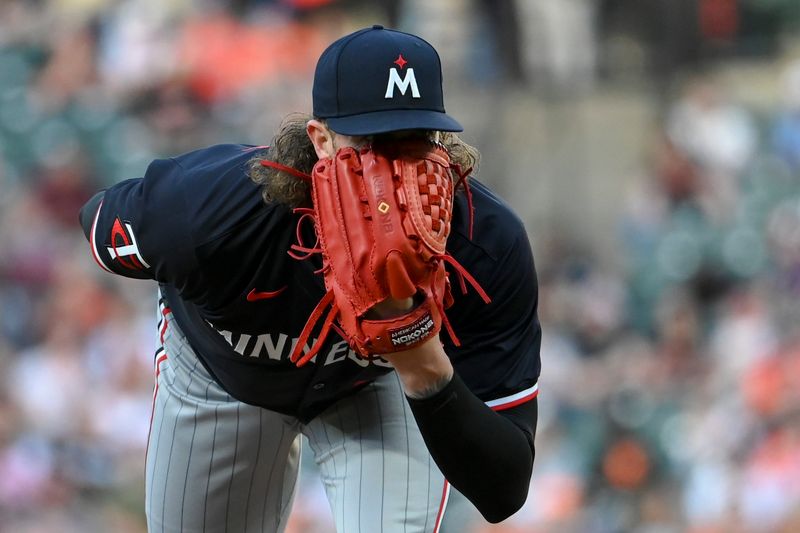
[[107, 217, 150, 271]]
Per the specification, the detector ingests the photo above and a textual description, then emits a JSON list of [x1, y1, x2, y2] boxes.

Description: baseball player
[[79, 26, 541, 533]]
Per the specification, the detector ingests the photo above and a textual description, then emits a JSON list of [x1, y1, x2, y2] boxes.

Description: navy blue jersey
[[80, 144, 541, 422]]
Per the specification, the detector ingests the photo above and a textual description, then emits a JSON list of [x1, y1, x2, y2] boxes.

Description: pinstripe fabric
[[304, 373, 449, 533], [146, 313, 300, 533], [146, 305, 448, 532]]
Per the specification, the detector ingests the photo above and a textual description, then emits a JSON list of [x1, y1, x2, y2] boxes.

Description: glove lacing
[[259, 158, 489, 367]]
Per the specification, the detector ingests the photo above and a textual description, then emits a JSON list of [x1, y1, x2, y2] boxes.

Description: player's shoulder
[[140, 143, 283, 243], [135, 143, 266, 201], [170, 143, 264, 166], [152, 143, 265, 180], [148, 143, 268, 205], [449, 178, 530, 262]]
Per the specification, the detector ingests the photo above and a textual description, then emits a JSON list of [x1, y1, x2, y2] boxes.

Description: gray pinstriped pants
[[146, 311, 448, 533]]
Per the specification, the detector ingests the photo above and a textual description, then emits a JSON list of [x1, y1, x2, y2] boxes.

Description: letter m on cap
[[385, 67, 421, 99]]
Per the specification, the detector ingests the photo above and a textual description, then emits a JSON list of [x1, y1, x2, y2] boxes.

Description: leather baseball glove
[[267, 139, 490, 366]]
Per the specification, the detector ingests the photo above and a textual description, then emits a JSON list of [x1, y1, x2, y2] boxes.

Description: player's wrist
[[402, 371, 453, 400], [383, 336, 454, 399]]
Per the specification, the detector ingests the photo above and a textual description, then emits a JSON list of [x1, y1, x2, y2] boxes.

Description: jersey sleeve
[[79, 158, 198, 285], [446, 221, 542, 408]]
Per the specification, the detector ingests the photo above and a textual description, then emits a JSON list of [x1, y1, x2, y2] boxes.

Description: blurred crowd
[[513, 68, 800, 533], [1, 1, 800, 532]]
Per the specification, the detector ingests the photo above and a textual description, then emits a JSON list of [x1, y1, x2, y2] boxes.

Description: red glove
[[288, 139, 488, 366]]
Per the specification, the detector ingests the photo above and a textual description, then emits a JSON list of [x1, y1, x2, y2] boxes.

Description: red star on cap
[[393, 54, 408, 69]]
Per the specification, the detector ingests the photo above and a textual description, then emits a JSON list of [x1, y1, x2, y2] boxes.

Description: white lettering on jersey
[[385, 67, 420, 98], [372, 355, 392, 368], [211, 328, 388, 368], [234, 334, 251, 355], [251, 332, 288, 360], [325, 340, 350, 364], [348, 349, 370, 368]]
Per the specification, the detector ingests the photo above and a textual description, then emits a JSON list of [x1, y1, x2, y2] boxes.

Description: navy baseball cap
[[312, 25, 463, 136]]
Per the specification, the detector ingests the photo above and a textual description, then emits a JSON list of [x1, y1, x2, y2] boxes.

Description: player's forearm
[[406, 372, 536, 523]]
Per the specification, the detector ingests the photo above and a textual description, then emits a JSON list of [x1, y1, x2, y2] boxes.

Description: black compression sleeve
[[406, 372, 537, 523]]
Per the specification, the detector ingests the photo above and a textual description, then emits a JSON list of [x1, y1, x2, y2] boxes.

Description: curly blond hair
[[248, 113, 480, 208]]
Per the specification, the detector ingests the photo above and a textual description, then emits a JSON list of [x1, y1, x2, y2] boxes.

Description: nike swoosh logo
[[246, 286, 288, 302]]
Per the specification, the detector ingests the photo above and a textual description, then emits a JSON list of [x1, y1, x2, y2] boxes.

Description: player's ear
[[307, 119, 336, 159]]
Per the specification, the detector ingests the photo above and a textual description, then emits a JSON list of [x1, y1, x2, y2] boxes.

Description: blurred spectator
[[34, 23, 99, 112], [176, 11, 329, 104], [666, 77, 757, 176], [665, 76, 757, 222], [521, 0, 598, 95]]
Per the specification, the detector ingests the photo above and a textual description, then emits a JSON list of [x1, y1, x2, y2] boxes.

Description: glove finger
[[386, 250, 416, 300]]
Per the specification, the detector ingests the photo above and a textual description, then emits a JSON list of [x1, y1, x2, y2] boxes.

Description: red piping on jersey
[[89, 200, 113, 273], [159, 307, 171, 344], [145, 350, 169, 469], [489, 388, 539, 412], [433, 480, 450, 533]]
